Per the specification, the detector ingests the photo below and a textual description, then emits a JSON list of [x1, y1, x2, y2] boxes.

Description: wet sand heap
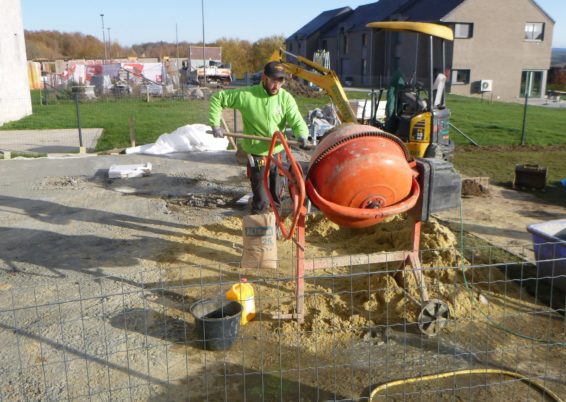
[[163, 211, 564, 359]]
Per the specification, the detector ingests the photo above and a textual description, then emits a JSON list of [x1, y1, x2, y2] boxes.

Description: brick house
[[286, 0, 554, 101]]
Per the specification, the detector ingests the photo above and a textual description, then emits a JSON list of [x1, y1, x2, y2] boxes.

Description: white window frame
[[454, 23, 473, 39], [520, 70, 545, 98], [524, 22, 545, 41], [451, 69, 470, 85]]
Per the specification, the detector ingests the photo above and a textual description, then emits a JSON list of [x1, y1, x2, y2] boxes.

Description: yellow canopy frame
[[366, 21, 454, 41]]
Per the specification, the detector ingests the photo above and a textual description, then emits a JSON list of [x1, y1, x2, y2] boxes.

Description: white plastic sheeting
[[125, 124, 229, 155]]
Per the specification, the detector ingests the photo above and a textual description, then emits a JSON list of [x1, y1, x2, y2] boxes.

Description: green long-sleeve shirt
[[208, 84, 308, 156]]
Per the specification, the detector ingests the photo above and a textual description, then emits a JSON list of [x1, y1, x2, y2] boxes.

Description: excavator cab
[[367, 21, 454, 161]]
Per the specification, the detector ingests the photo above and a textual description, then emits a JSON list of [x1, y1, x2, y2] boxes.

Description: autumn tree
[[25, 31, 63, 59], [215, 37, 253, 78], [548, 67, 566, 91], [26, 39, 63, 60], [25, 30, 105, 59], [249, 35, 286, 71]]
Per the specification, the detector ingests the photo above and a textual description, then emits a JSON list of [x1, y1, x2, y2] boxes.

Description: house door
[[520, 70, 544, 98]]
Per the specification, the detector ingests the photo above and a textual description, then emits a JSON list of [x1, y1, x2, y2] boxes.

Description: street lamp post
[[100, 14, 107, 63], [201, 0, 206, 85], [107, 27, 111, 59]]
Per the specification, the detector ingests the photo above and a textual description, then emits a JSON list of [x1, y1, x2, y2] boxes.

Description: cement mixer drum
[[306, 124, 420, 228]]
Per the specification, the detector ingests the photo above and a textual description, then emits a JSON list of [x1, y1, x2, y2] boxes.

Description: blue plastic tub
[[527, 219, 566, 292]]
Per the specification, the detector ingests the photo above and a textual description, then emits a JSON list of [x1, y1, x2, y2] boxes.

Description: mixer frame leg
[[409, 220, 450, 336], [270, 210, 306, 323], [295, 211, 306, 324], [408, 220, 429, 303]]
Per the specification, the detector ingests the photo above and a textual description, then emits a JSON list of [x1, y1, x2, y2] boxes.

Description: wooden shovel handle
[[207, 130, 299, 146]]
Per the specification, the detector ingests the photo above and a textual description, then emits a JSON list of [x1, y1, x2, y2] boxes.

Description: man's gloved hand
[[299, 137, 312, 150], [211, 126, 225, 138]]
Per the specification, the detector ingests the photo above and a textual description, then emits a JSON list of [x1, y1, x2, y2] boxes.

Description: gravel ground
[[0, 151, 249, 401], [0, 150, 564, 401]]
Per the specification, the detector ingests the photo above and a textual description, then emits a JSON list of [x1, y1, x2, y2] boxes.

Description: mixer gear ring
[[308, 124, 413, 171], [418, 299, 450, 336]]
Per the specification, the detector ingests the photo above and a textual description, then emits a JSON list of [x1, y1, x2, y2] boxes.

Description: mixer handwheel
[[263, 131, 306, 240], [418, 299, 450, 336]]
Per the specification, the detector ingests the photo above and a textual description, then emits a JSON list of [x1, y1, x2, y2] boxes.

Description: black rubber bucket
[[190, 299, 242, 351]]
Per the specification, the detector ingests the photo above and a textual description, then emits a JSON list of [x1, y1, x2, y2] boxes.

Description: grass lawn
[[1, 90, 565, 205], [2, 96, 209, 151], [454, 145, 565, 206], [448, 94, 566, 146]]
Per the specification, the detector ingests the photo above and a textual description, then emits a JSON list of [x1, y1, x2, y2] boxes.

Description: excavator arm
[[269, 48, 358, 124]]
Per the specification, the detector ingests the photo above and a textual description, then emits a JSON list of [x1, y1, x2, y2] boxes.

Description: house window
[[524, 22, 544, 41], [454, 23, 473, 38], [362, 33, 368, 47], [451, 69, 470, 85], [520, 70, 544, 97], [343, 35, 349, 53], [321, 40, 327, 50], [298, 42, 302, 51], [361, 59, 367, 76], [288, 43, 293, 52]]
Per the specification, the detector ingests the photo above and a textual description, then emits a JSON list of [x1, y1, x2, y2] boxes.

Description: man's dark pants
[[247, 155, 281, 214]]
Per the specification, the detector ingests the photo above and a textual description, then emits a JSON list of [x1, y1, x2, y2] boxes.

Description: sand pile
[[273, 214, 476, 349], [462, 178, 490, 197], [283, 79, 325, 98], [163, 212, 563, 352]]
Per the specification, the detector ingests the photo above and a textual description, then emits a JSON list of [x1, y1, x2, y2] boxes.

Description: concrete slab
[[0, 128, 103, 154]]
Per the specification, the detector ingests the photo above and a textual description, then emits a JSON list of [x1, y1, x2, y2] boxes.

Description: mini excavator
[[269, 21, 455, 161]]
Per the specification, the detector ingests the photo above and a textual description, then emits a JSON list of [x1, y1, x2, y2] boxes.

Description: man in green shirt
[[209, 61, 309, 214]]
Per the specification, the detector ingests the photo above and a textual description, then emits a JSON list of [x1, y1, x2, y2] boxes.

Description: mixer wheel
[[417, 299, 450, 336]]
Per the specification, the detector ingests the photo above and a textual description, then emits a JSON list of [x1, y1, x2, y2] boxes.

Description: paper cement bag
[[241, 213, 277, 269]]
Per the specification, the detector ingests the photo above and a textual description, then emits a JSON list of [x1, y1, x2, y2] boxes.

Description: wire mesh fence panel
[[0, 240, 564, 401]]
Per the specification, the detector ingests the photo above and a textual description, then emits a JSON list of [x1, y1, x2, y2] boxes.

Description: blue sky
[[21, 0, 565, 48]]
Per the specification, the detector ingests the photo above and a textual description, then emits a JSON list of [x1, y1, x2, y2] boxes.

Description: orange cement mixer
[[306, 124, 420, 228], [263, 126, 449, 336]]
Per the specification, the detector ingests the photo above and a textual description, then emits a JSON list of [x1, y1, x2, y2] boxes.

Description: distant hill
[[552, 48, 566, 66]]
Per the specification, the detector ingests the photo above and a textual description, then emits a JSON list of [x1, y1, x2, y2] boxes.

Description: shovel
[[212, 116, 310, 148], [207, 130, 300, 146]]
